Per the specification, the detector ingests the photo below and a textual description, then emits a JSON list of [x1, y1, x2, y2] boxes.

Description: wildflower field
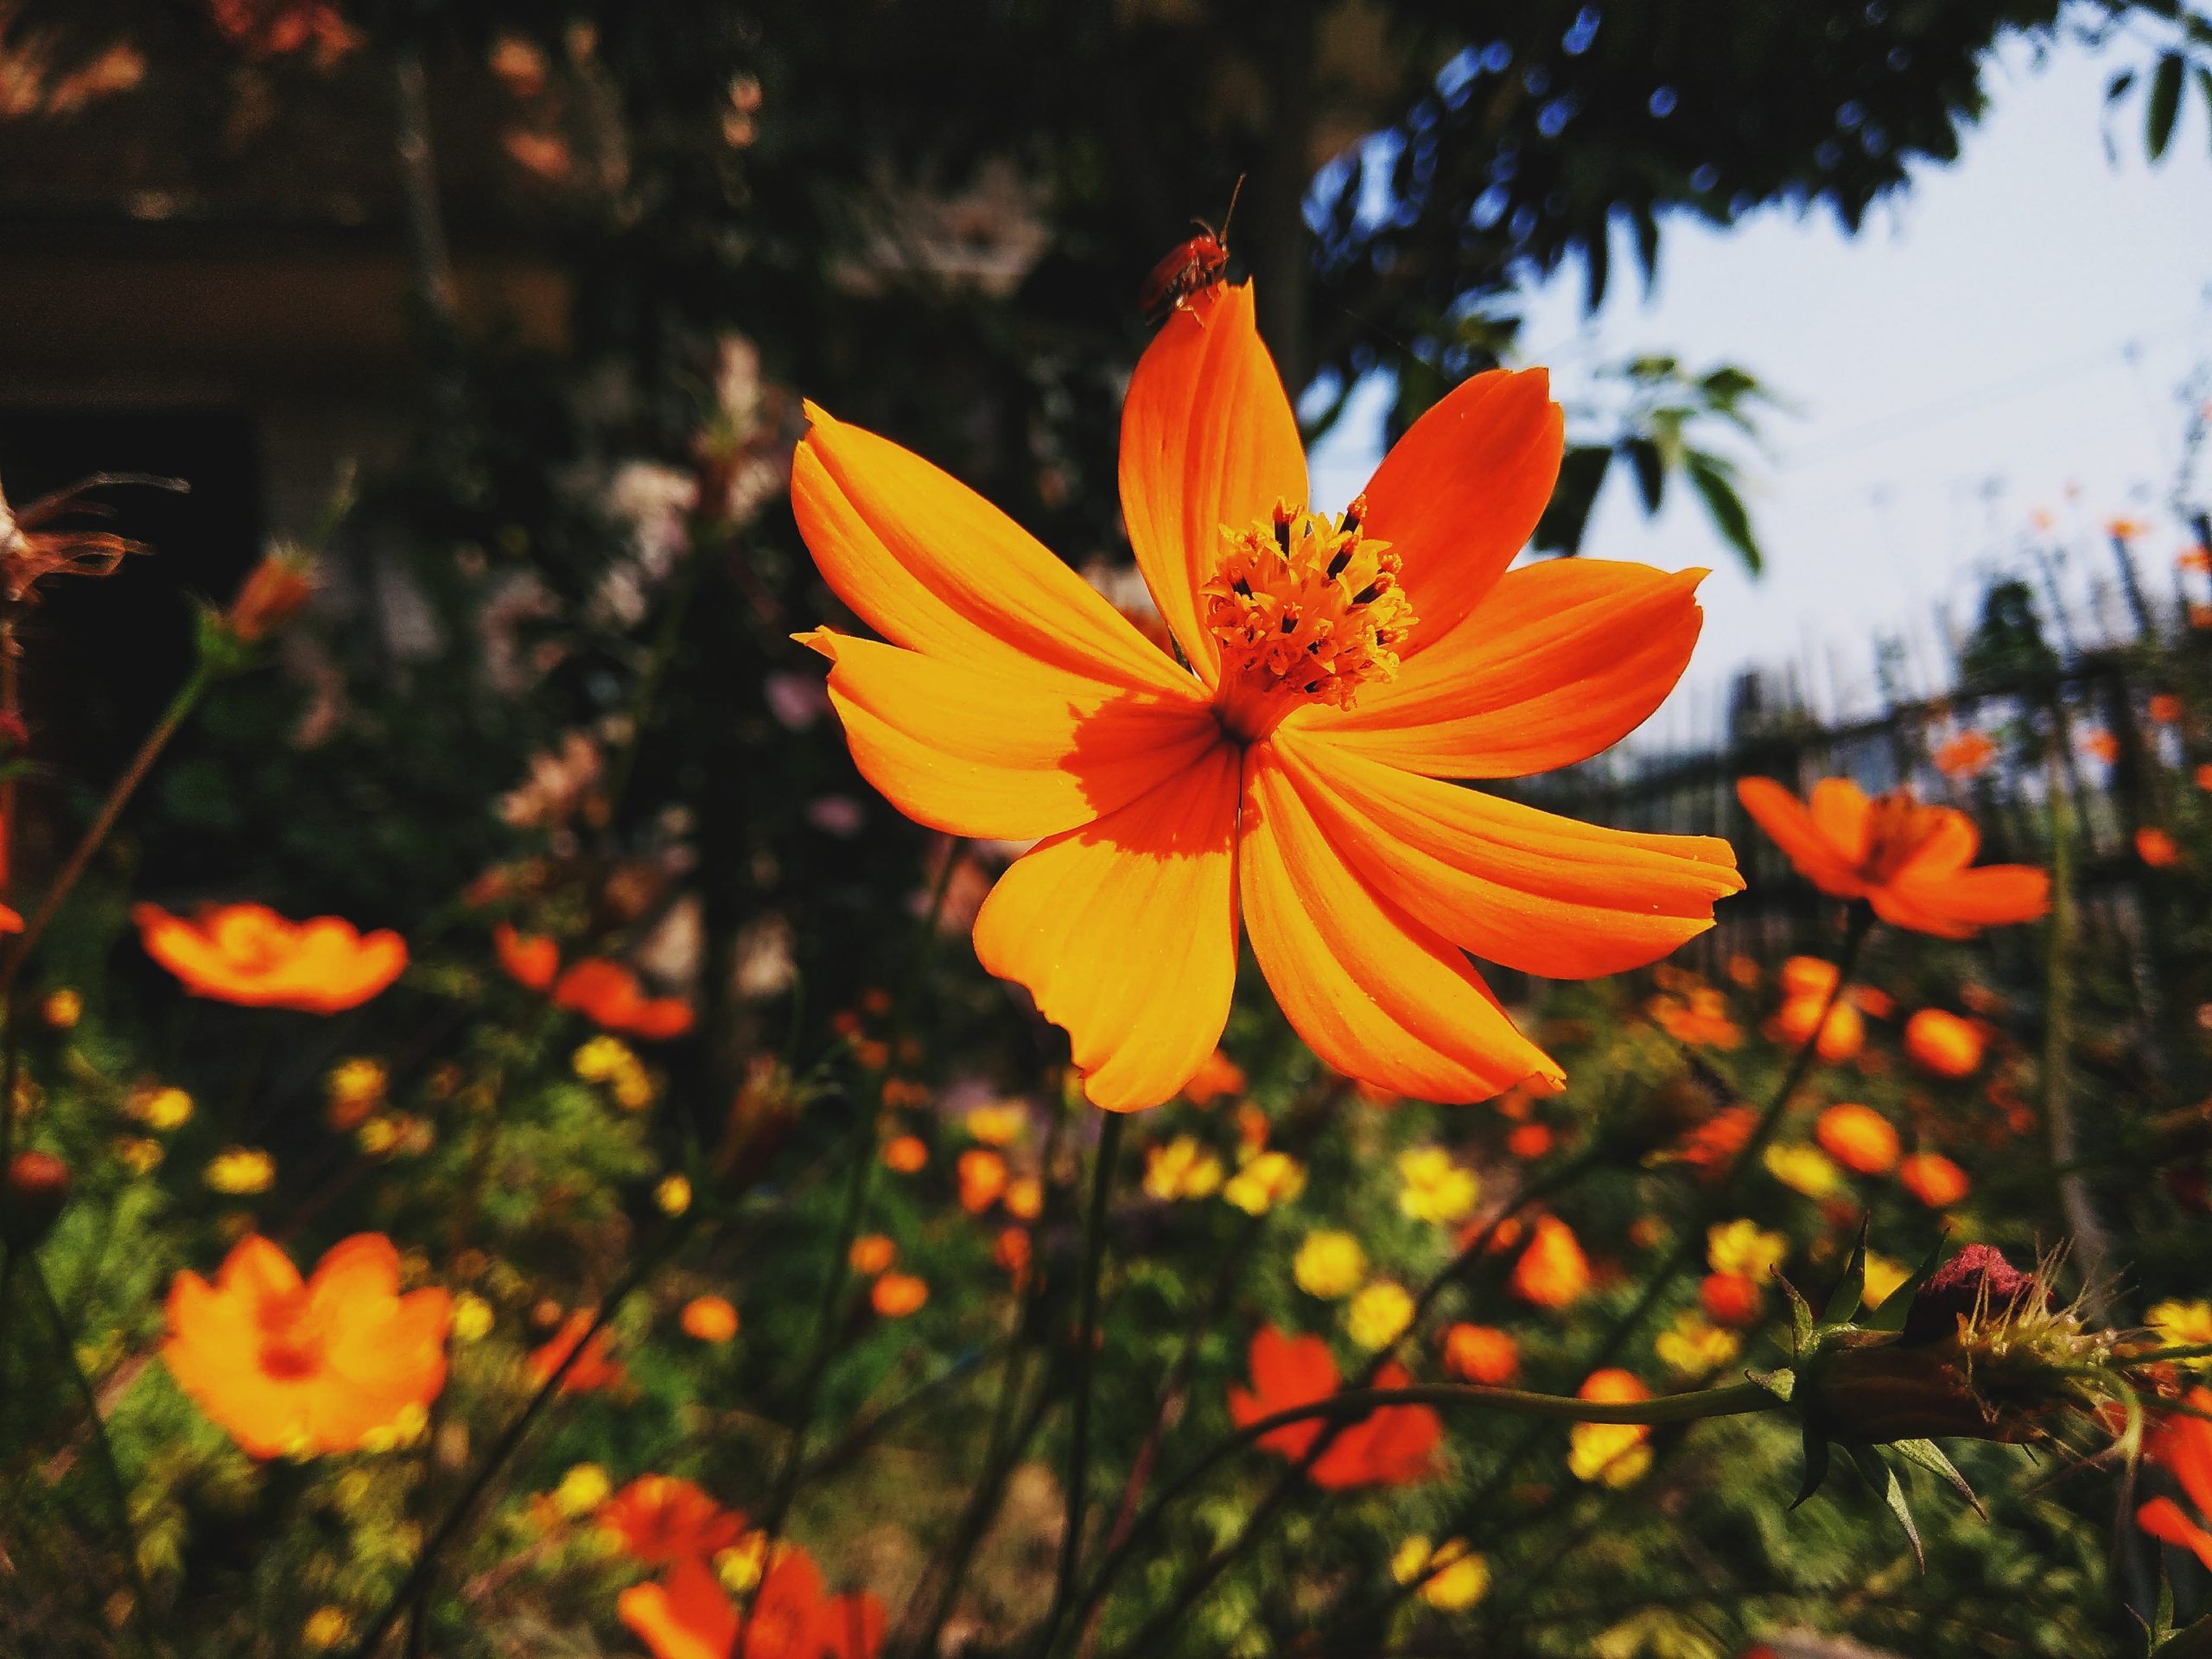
[[1, 4, 2211, 1657]]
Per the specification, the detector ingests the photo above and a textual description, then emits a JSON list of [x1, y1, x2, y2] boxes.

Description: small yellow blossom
[[1862, 1250, 1912, 1310], [1346, 1281, 1415, 1351], [204, 1147, 275, 1195], [2149, 1299, 2212, 1366], [1567, 1422, 1652, 1487], [573, 1035, 636, 1082], [964, 1103, 1027, 1146], [1396, 1147, 1478, 1224], [1222, 1149, 1306, 1216], [302, 1607, 352, 1651], [1293, 1231, 1368, 1300], [1655, 1311, 1742, 1376], [655, 1173, 693, 1215], [358, 1116, 401, 1156], [611, 1059, 657, 1111], [326, 1058, 388, 1109], [451, 1293, 495, 1343], [715, 1532, 769, 1594], [1142, 1135, 1224, 1202], [113, 1135, 163, 1175], [1706, 1218, 1789, 1282], [1390, 1535, 1490, 1612], [41, 988, 82, 1029], [1762, 1141, 1842, 1198], [132, 1085, 194, 1132], [553, 1463, 611, 1517]]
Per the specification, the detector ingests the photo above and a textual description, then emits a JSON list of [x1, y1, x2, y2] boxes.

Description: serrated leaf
[[2149, 54, 2185, 160], [1624, 437, 1665, 512], [1891, 1437, 1986, 1518], [1684, 452, 1761, 575], [1746, 1366, 1796, 1402], [1847, 1446, 1925, 1569], [1792, 1423, 1832, 1509], [1866, 1232, 1951, 1332], [1826, 1217, 1870, 1324]]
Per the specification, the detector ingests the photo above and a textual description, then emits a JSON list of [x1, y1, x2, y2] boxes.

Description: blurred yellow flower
[[1293, 1230, 1368, 1300], [1004, 1175, 1043, 1220], [358, 1116, 401, 1156], [682, 1295, 741, 1342], [1567, 1370, 1653, 1487], [326, 1057, 387, 1109], [1706, 1218, 1788, 1282], [573, 1035, 637, 1081], [1655, 1311, 1741, 1376], [964, 1103, 1027, 1146], [41, 988, 81, 1029], [1346, 1281, 1415, 1350], [554, 1463, 612, 1517], [1223, 1149, 1306, 1216], [451, 1293, 495, 1343], [655, 1174, 692, 1215], [1390, 1535, 1490, 1611], [715, 1532, 769, 1594], [1862, 1250, 1912, 1309], [302, 1607, 352, 1652], [1762, 1141, 1842, 1198], [1396, 1147, 1478, 1224], [133, 1085, 194, 1132], [1143, 1135, 1224, 1201], [113, 1135, 163, 1175], [205, 1147, 275, 1194], [2150, 1299, 2212, 1366]]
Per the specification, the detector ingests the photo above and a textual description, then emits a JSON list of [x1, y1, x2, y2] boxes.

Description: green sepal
[[1825, 1216, 1870, 1324], [1890, 1437, 1985, 1519], [1781, 1275, 1815, 1359], [1847, 1445, 1924, 1570], [1866, 1232, 1951, 1332], [1790, 1422, 1831, 1510], [1745, 1367, 1796, 1402]]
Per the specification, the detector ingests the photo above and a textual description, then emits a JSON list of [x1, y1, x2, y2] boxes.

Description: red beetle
[[1139, 178, 1242, 325]]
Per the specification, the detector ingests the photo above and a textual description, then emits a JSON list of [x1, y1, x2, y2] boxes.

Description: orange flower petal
[[2139, 1497, 2212, 1573], [796, 406, 1190, 696], [618, 1554, 740, 1659], [1735, 779, 1868, 896], [1305, 560, 1703, 779], [1897, 808, 1979, 877], [1358, 367, 1563, 656], [974, 744, 1240, 1109], [1238, 744, 1564, 1103], [1274, 728, 1741, 978], [1879, 865, 2052, 937], [804, 629, 1216, 840], [1118, 280, 1307, 683], [1805, 777, 1872, 861]]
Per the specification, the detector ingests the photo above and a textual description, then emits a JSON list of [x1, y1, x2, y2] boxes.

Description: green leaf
[[1534, 445, 1612, 556], [2149, 54, 2185, 160], [1866, 1233, 1951, 1332], [1825, 1217, 1870, 1324], [1624, 437, 1665, 513], [1684, 452, 1761, 575], [1847, 1445, 1924, 1570], [1699, 365, 1761, 401], [1890, 1437, 1986, 1518], [1791, 1424, 1832, 1509]]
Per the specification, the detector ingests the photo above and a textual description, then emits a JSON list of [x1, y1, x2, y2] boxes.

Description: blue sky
[[1308, 33, 2212, 753]]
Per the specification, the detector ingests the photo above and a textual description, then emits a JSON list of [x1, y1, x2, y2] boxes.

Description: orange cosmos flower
[[1898, 1152, 1971, 1207], [2139, 1389, 2212, 1572], [794, 281, 1741, 1109], [870, 1273, 928, 1318], [1227, 1325, 1440, 1489], [1507, 1122, 1554, 1160], [162, 1233, 449, 1459], [1441, 1323, 1519, 1385], [2083, 729, 2121, 764], [1735, 778, 2047, 938], [1815, 1103, 1900, 1174], [957, 1147, 1008, 1213], [881, 1135, 928, 1173], [2139, 827, 2183, 868], [551, 958, 694, 1039], [494, 923, 559, 991], [682, 1295, 741, 1342], [1904, 1009, 1985, 1078], [2151, 694, 2184, 725], [1510, 1214, 1590, 1308], [1932, 729, 1996, 780], [1700, 1271, 1762, 1326], [620, 1547, 884, 1659], [1182, 1048, 1247, 1104], [529, 1311, 626, 1393], [1767, 994, 1863, 1062], [599, 1475, 747, 1566], [849, 1235, 897, 1275], [133, 903, 406, 1013]]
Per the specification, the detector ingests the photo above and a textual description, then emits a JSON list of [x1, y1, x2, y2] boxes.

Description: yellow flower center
[[1202, 494, 1414, 741]]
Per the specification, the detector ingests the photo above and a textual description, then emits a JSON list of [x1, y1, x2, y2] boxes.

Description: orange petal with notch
[[1119, 281, 1307, 684], [974, 742, 1240, 1110], [1238, 744, 1563, 1103]]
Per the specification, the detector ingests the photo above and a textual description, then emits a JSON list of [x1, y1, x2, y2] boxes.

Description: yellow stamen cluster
[[1202, 495, 1414, 739]]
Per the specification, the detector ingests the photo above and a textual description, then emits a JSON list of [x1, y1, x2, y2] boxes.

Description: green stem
[[1034, 1111, 1127, 1655]]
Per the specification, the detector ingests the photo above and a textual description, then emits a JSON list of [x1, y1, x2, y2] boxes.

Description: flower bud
[[225, 550, 316, 645], [3, 1148, 71, 1245]]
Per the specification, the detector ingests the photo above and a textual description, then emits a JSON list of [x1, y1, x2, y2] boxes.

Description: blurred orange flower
[[1441, 1323, 1519, 1385], [2139, 827, 2183, 868], [871, 1273, 929, 1318], [551, 959, 694, 1039], [2150, 694, 2184, 725], [848, 1235, 897, 1275], [1227, 1326, 1440, 1489], [1510, 1215, 1590, 1308], [599, 1475, 746, 1566], [956, 1148, 1008, 1213], [162, 1233, 449, 1459], [1181, 1048, 1246, 1104], [995, 1226, 1033, 1280], [1932, 729, 1996, 780], [494, 923, 559, 991], [681, 1296, 741, 1343], [2139, 1389, 2212, 1571], [2083, 730, 2120, 764], [620, 1546, 884, 1659], [1647, 987, 1741, 1049], [1735, 779, 2048, 937], [1899, 1152, 1971, 1207], [224, 550, 315, 643], [1506, 1122, 1554, 1160], [1904, 1009, 1985, 1078], [133, 903, 406, 1013], [1767, 994, 1863, 1062], [1815, 1103, 1900, 1174], [795, 281, 1740, 1109], [881, 1135, 928, 1173], [529, 1311, 626, 1394], [1700, 1271, 1762, 1326]]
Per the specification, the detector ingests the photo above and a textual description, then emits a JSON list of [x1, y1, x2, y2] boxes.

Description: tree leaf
[[2148, 53, 2185, 161], [1624, 437, 1665, 513], [1685, 451, 1762, 575], [1534, 444, 1612, 555]]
